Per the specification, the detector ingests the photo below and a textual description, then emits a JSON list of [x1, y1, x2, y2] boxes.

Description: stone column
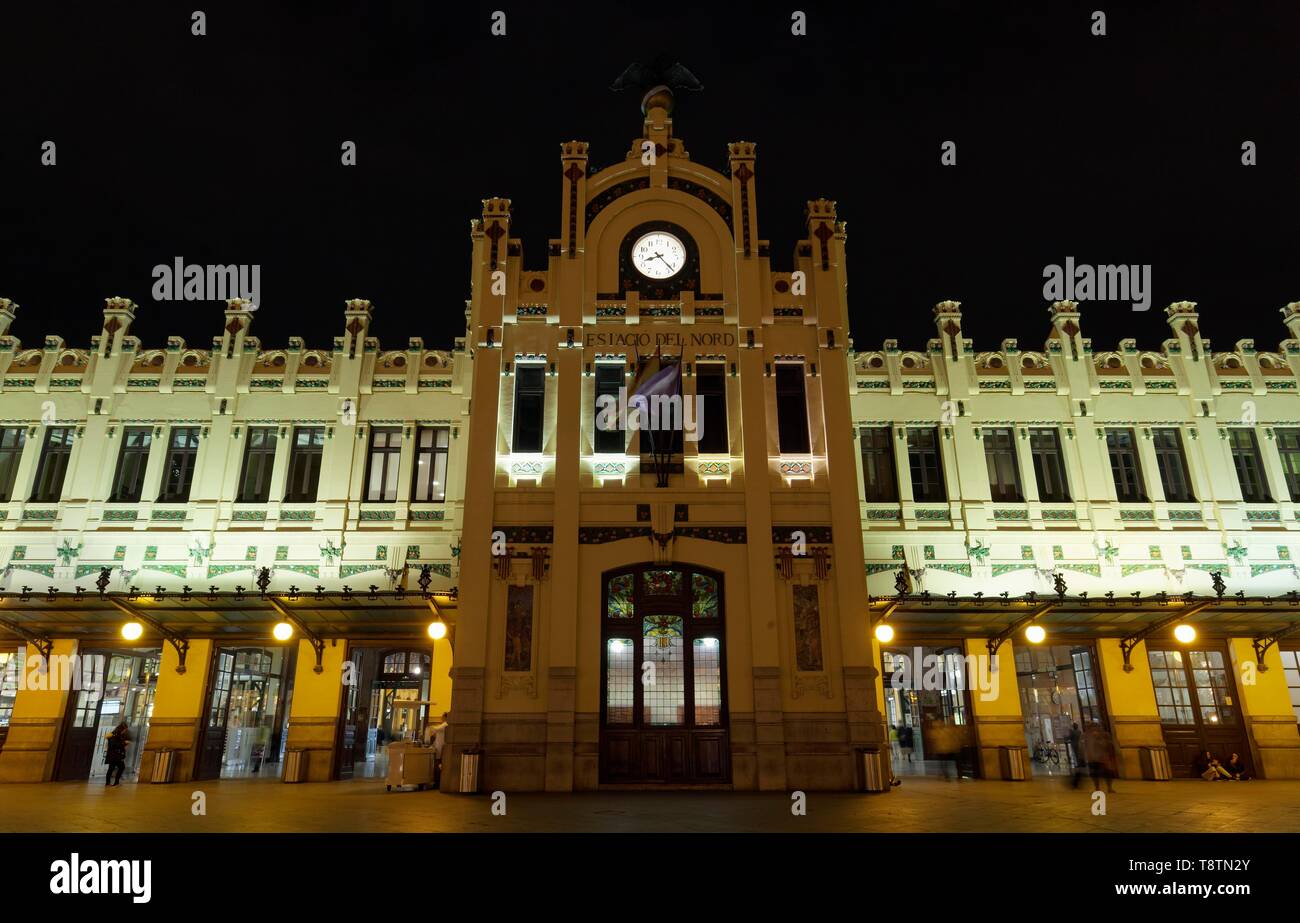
[[1228, 638, 1300, 778], [0, 640, 78, 782], [965, 638, 1027, 779], [138, 639, 214, 782], [283, 639, 347, 781], [1095, 638, 1165, 778]]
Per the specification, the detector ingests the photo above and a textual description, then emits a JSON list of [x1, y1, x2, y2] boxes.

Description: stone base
[[1109, 715, 1166, 779], [972, 715, 1028, 780], [284, 717, 340, 782], [1248, 716, 1300, 779], [0, 717, 61, 782], [137, 717, 201, 782]]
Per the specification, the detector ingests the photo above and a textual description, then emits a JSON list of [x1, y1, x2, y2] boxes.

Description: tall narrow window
[[775, 364, 810, 454], [157, 427, 200, 502], [1105, 428, 1146, 503], [284, 426, 325, 502], [29, 426, 74, 502], [983, 427, 1023, 502], [110, 427, 152, 502], [1029, 428, 1070, 502], [1228, 428, 1272, 503], [512, 364, 545, 453], [0, 427, 26, 502], [364, 427, 402, 502], [859, 426, 898, 502], [593, 363, 625, 454], [1277, 428, 1300, 502], [1152, 427, 1195, 502], [411, 427, 450, 502], [695, 364, 728, 455], [907, 427, 946, 502], [237, 427, 278, 502]]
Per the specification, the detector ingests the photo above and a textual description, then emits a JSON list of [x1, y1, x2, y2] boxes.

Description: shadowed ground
[[0, 775, 1293, 833]]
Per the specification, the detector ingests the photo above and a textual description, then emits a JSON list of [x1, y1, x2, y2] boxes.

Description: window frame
[[1276, 428, 1300, 502], [859, 425, 898, 502], [774, 363, 811, 455], [593, 363, 625, 455], [1105, 427, 1147, 503], [410, 426, 450, 503], [284, 426, 326, 503], [109, 426, 153, 503], [906, 427, 946, 502], [1151, 427, 1196, 503], [157, 426, 201, 503], [512, 364, 546, 454], [1228, 428, 1272, 503], [29, 426, 75, 503], [363, 426, 403, 503], [0, 426, 27, 503], [694, 363, 729, 456], [982, 426, 1023, 503], [1028, 427, 1070, 503], [236, 427, 279, 503]]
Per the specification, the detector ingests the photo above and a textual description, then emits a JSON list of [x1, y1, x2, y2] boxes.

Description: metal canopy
[[869, 595, 1300, 639], [0, 590, 458, 642]]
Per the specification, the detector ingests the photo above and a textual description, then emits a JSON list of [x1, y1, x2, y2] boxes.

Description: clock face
[[631, 231, 686, 280]]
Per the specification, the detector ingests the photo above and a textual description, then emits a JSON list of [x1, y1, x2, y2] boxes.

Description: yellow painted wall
[[1096, 638, 1159, 717], [1229, 638, 1292, 716], [965, 638, 1021, 717], [429, 636, 453, 720], [288, 639, 347, 718], [151, 639, 213, 719], [0, 640, 79, 781]]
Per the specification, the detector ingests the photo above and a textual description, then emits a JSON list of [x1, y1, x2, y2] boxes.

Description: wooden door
[[1148, 644, 1251, 777], [55, 654, 107, 780], [195, 650, 235, 780]]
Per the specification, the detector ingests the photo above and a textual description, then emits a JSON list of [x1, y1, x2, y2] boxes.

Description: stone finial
[[0, 298, 17, 337], [1164, 300, 1198, 319], [561, 141, 589, 159], [344, 299, 373, 315], [933, 300, 961, 315], [728, 141, 756, 161], [226, 297, 256, 314], [1280, 301, 1300, 340], [805, 198, 837, 221], [1049, 300, 1080, 315], [481, 198, 512, 219]]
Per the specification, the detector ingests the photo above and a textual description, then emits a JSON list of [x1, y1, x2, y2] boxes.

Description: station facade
[[1, 93, 1299, 792]]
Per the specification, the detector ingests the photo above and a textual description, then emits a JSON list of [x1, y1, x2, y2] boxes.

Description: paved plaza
[[0, 775, 1295, 834]]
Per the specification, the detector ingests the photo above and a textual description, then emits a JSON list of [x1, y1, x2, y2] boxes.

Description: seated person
[[1222, 752, 1248, 780]]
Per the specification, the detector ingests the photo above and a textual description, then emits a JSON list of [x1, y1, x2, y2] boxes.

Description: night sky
[[1, 0, 1297, 355]]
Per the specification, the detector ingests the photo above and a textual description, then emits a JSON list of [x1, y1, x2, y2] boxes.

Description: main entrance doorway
[[1147, 643, 1251, 777], [1014, 643, 1107, 776], [599, 565, 730, 784], [196, 645, 295, 780], [336, 646, 436, 780], [56, 648, 161, 782], [880, 644, 977, 778]]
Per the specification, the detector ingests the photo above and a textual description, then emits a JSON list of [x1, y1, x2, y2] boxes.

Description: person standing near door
[[104, 722, 131, 786]]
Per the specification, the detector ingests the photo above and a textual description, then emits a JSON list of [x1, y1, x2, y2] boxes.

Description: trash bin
[[1139, 746, 1171, 780], [150, 748, 176, 784], [856, 748, 886, 792], [283, 748, 308, 783], [458, 748, 482, 794], [999, 746, 1027, 780]]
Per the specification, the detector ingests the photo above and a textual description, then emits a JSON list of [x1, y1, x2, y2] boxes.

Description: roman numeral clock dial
[[631, 231, 686, 280]]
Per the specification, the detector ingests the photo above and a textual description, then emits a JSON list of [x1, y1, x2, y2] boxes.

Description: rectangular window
[[109, 427, 152, 502], [907, 427, 946, 502], [593, 363, 624, 455], [1148, 649, 1194, 725], [859, 426, 898, 502], [364, 427, 402, 502], [694, 364, 728, 455], [0, 427, 26, 502], [1277, 428, 1300, 502], [1105, 428, 1146, 503], [983, 427, 1023, 502], [512, 364, 545, 453], [284, 426, 325, 502], [30, 426, 74, 502], [1152, 427, 1195, 502], [237, 427, 278, 502], [775, 364, 810, 454], [158, 427, 201, 502], [1228, 428, 1272, 503], [411, 427, 449, 503], [1029, 428, 1070, 502]]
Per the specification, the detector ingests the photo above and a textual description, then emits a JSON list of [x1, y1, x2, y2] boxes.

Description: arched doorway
[[336, 646, 437, 780], [599, 564, 730, 784]]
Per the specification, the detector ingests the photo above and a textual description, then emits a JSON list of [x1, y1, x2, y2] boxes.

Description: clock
[[630, 231, 686, 280]]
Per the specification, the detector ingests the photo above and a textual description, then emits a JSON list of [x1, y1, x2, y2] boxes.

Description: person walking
[[1068, 722, 1084, 788], [104, 722, 131, 786], [898, 723, 915, 764], [1082, 724, 1116, 793]]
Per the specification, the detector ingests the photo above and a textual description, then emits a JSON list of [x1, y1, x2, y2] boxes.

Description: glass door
[[1148, 644, 1250, 777]]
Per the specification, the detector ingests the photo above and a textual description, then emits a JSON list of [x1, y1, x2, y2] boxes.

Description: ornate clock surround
[[617, 220, 701, 300]]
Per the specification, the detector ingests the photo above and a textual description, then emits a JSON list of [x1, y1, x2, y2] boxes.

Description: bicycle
[[1032, 741, 1061, 765]]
